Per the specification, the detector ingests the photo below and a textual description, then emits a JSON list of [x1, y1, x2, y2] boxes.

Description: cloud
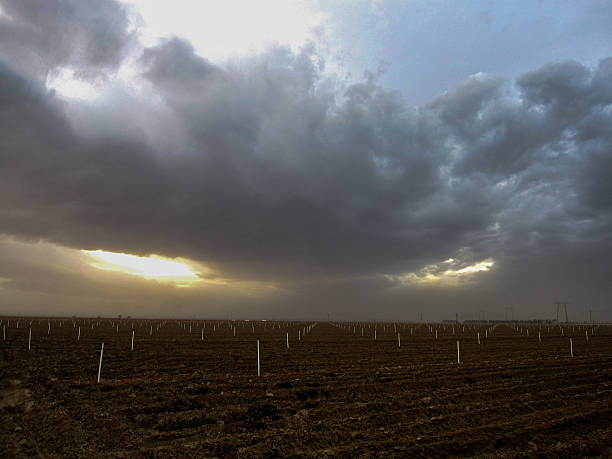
[[0, 0, 134, 81], [0, 7, 611, 318], [386, 257, 495, 286], [140, 38, 222, 94]]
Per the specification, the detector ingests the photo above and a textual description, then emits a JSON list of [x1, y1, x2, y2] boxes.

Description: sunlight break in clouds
[[388, 259, 495, 286], [44, 1, 328, 101], [84, 250, 202, 287], [45, 68, 102, 100], [123, 0, 327, 61]]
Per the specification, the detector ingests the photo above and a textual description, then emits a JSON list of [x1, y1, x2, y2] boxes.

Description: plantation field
[[1, 318, 611, 457]]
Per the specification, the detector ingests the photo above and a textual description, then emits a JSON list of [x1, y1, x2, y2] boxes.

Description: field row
[[1, 320, 611, 457]]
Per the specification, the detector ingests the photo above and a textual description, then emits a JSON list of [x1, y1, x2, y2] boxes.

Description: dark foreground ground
[[1, 318, 611, 457]]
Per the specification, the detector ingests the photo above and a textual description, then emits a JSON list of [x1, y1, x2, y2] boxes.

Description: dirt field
[[1, 318, 611, 457]]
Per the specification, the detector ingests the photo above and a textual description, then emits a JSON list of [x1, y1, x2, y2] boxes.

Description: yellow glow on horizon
[[389, 258, 495, 286], [83, 250, 201, 286]]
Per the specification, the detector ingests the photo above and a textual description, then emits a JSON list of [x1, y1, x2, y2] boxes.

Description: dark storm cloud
[[1, 4, 611, 318], [0, 0, 133, 80], [140, 38, 222, 93]]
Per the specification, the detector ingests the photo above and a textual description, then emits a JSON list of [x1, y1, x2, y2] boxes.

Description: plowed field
[[1, 318, 611, 457]]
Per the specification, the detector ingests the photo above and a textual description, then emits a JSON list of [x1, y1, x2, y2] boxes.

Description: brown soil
[[1, 319, 611, 457]]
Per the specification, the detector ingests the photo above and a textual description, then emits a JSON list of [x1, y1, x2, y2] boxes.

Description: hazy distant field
[[1, 318, 611, 457]]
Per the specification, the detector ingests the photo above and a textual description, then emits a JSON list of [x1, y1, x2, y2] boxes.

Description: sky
[[1, 0, 611, 321]]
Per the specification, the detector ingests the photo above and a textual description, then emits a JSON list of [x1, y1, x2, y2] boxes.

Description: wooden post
[[97, 342, 104, 383], [257, 339, 261, 377], [456, 340, 460, 364]]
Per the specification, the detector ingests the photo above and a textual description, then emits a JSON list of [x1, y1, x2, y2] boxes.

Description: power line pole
[[555, 301, 569, 323]]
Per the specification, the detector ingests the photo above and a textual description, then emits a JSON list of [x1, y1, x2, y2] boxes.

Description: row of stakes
[[0, 318, 319, 344], [2, 319, 598, 346], [1, 319, 593, 384], [97, 323, 319, 382], [1, 318, 600, 339], [5, 321, 598, 351]]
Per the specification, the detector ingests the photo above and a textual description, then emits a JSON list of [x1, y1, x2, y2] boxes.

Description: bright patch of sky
[[123, 0, 328, 62], [319, 0, 612, 104], [44, 1, 612, 105], [84, 250, 202, 287], [388, 258, 495, 286]]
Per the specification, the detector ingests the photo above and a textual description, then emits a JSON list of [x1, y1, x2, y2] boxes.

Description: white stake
[[570, 338, 573, 357], [585, 330, 588, 342], [131, 329, 135, 351], [435, 330, 438, 339], [97, 342, 104, 383], [456, 340, 460, 364], [477, 332, 480, 345], [374, 329, 377, 340], [298, 330, 301, 341], [257, 339, 261, 377], [150, 325, 152, 336], [201, 328, 204, 341], [538, 331, 541, 342], [48, 321, 50, 336], [397, 333, 401, 347], [78, 326, 81, 341], [286, 332, 289, 349]]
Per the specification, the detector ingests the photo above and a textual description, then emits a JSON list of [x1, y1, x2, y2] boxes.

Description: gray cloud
[[0, 0, 134, 81], [0, 8, 611, 318]]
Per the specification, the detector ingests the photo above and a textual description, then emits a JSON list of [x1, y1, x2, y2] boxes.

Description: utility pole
[[555, 301, 569, 323]]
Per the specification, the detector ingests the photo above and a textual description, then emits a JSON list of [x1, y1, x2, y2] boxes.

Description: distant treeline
[[455, 319, 596, 324]]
